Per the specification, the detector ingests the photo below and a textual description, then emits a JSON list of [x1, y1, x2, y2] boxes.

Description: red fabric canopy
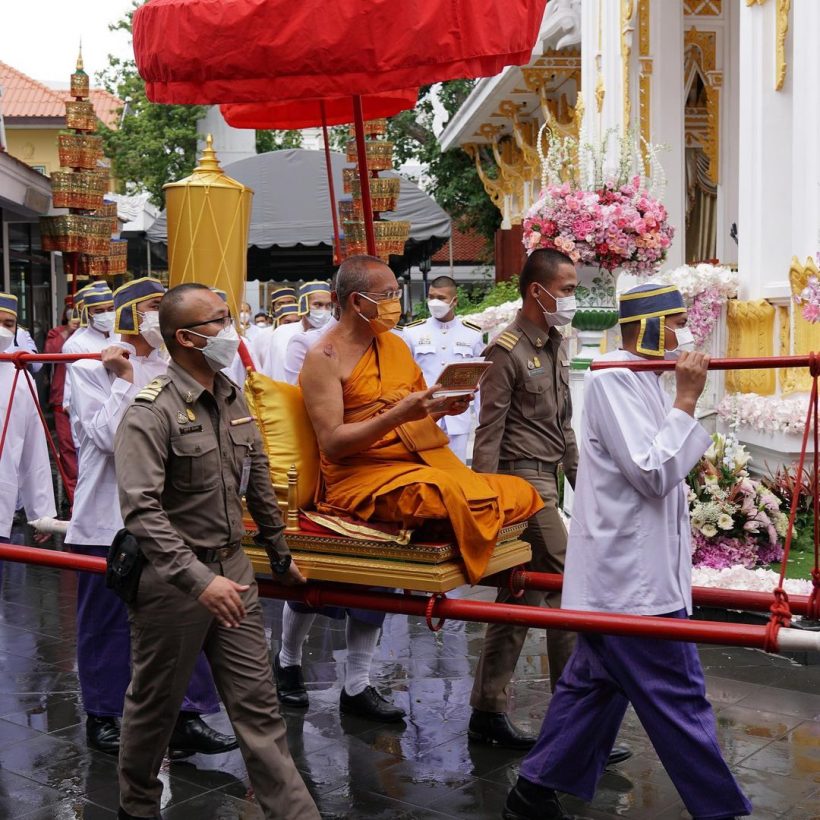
[[133, 0, 548, 104], [221, 89, 418, 130]]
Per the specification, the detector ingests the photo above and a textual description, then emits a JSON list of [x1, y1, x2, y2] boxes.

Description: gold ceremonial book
[[431, 359, 493, 398]]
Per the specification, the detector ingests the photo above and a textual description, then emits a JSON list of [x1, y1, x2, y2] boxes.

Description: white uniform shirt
[[0, 365, 56, 537], [259, 322, 303, 381], [403, 316, 484, 436], [283, 317, 338, 385], [9, 327, 42, 373], [65, 341, 167, 546], [562, 350, 711, 616], [249, 325, 274, 370]]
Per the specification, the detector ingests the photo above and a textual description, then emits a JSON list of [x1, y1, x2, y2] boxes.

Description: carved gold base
[[244, 538, 532, 593]]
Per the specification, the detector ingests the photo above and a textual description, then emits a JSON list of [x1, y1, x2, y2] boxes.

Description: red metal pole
[[352, 94, 376, 256], [321, 101, 343, 266], [591, 355, 814, 372], [503, 570, 813, 618], [0, 352, 102, 363]]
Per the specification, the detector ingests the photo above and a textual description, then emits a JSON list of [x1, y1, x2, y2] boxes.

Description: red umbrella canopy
[[133, 0, 549, 104], [221, 89, 419, 130]]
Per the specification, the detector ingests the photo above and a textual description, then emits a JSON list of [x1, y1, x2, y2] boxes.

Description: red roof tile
[[0, 60, 65, 118], [84, 88, 122, 129], [432, 225, 490, 263]]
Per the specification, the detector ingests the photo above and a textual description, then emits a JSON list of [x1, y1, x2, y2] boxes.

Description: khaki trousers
[[470, 468, 576, 712], [118, 549, 319, 820]]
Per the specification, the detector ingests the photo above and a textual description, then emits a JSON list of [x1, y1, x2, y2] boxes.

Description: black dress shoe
[[274, 653, 309, 708], [607, 745, 633, 766], [468, 710, 536, 750], [503, 777, 572, 820], [168, 713, 239, 759], [117, 809, 162, 820], [86, 714, 120, 755], [339, 686, 406, 722]]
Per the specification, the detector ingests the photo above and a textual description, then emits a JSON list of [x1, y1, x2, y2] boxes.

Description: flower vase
[[571, 266, 619, 369]]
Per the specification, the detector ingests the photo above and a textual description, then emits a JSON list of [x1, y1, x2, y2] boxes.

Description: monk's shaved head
[[159, 283, 225, 349], [334, 255, 393, 310]]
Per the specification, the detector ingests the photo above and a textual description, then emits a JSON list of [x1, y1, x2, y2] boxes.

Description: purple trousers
[[519, 610, 752, 820], [73, 544, 221, 717]]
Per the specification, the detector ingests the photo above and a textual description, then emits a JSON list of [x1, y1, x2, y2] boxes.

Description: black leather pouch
[[106, 529, 146, 604]]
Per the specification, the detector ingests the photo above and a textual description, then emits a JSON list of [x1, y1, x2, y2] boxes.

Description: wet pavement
[[0, 552, 818, 819]]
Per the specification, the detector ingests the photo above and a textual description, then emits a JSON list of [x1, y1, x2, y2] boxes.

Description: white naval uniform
[[402, 315, 484, 462], [65, 341, 167, 547], [258, 322, 303, 382], [283, 317, 338, 385], [9, 327, 42, 374], [562, 349, 711, 616], [0, 364, 56, 537]]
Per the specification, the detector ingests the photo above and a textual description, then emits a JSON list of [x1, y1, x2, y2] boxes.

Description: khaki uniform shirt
[[472, 310, 579, 484], [114, 361, 289, 599]]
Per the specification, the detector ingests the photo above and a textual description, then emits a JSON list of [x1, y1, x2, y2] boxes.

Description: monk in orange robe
[[300, 255, 542, 584]]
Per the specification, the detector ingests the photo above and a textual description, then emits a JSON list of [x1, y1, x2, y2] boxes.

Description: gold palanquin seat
[[241, 372, 532, 592]]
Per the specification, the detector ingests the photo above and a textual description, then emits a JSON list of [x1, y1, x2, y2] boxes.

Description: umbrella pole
[[352, 95, 376, 256], [321, 102, 343, 265]]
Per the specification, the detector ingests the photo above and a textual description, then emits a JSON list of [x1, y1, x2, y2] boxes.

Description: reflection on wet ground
[[0, 555, 817, 818]]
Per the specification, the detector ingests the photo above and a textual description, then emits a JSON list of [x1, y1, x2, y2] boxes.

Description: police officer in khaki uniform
[[468, 250, 632, 765], [114, 283, 319, 820]]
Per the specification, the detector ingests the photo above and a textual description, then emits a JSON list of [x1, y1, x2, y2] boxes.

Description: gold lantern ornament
[[163, 135, 254, 323]]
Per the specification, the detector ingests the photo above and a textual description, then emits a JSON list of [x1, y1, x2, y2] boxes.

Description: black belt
[[498, 458, 559, 474], [195, 542, 241, 563]]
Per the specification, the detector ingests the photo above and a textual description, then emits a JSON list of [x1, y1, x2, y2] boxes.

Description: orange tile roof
[[0, 60, 65, 118], [0, 61, 122, 128], [432, 225, 490, 264]]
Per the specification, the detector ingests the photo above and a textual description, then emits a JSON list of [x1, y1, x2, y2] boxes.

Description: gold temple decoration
[[463, 143, 507, 218], [685, 0, 723, 14], [595, 0, 605, 115], [685, 28, 720, 185], [745, 0, 767, 6], [777, 304, 794, 395], [705, 71, 722, 184], [784, 256, 820, 394], [725, 300, 776, 395], [775, 0, 791, 91], [621, 0, 636, 128], [163, 135, 254, 322], [637, 0, 651, 173]]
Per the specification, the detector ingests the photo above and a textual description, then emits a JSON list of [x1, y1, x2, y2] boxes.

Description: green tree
[[256, 129, 304, 153], [96, 2, 204, 208], [387, 82, 500, 247]]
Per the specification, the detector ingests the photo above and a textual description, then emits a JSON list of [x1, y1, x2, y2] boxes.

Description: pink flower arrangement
[[794, 275, 820, 323], [522, 177, 674, 275], [687, 286, 724, 347]]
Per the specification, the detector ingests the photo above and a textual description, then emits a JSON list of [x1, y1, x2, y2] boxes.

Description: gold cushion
[[244, 371, 320, 509]]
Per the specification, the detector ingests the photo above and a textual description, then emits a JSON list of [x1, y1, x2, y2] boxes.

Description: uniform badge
[[420, 336, 431, 345], [186, 408, 196, 421], [184, 390, 195, 403], [535, 337, 543, 347], [177, 411, 187, 424], [533, 355, 541, 369], [527, 359, 535, 370]]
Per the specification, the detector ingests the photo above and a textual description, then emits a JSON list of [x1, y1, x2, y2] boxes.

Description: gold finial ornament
[[71, 41, 90, 99], [76, 41, 84, 72], [163, 135, 254, 325]]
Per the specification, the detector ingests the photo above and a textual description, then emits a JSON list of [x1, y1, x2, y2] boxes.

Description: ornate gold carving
[[775, 0, 790, 90], [463, 143, 506, 216], [784, 256, 820, 393], [685, 0, 723, 14], [638, 0, 650, 55], [777, 304, 797, 394], [621, 0, 636, 127], [725, 300, 776, 395], [705, 71, 722, 184], [685, 29, 719, 182], [639, 60, 652, 173], [746, 0, 767, 6], [521, 50, 582, 92]]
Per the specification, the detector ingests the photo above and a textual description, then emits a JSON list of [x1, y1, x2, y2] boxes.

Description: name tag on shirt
[[239, 457, 252, 496], [179, 424, 203, 434]]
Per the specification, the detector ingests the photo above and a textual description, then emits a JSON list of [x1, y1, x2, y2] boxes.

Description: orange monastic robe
[[315, 332, 543, 583]]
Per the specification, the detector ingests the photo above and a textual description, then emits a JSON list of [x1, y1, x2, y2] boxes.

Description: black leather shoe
[[468, 710, 536, 750], [168, 713, 239, 759], [86, 715, 120, 755], [117, 809, 162, 820], [607, 745, 633, 766], [339, 686, 406, 722], [274, 653, 309, 708], [503, 777, 572, 820]]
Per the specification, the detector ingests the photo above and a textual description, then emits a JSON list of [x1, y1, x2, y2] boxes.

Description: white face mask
[[188, 325, 240, 372], [255, 319, 268, 327], [91, 310, 116, 334], [427, 298, 454, 320], [535, 286, 577, 327], [307, 308, 332, 329], [0, 326, 14, 353], [139, 310, 164, 350], [665, 326, 696, 359], [240, 311, 250, 324]]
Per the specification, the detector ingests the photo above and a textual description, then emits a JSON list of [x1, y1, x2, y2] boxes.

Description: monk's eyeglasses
[[179, 314, 233, 330], [359, 290, 402, 302]]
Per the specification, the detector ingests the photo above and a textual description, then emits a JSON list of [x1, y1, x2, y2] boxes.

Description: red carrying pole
[[321, 101, 343, 265], [1, 544, 817, 653], [0, 352, 102, 364], [352, 94, 377, 256], [590, 354, 814, 372]]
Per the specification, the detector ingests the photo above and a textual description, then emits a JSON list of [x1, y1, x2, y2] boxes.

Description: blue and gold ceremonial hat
[[271, 286, 297, 307], [0, 292, 18, 317], [78, 282, 113, 326], [273, 303, 299, 327], [114, 277, 165, 335], [618, 283, 686, 357], [297, 281, 331, 315]]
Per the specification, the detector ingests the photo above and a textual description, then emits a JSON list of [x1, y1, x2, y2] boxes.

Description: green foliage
[[456, 276, 520, 314], [256, 130, 304, 153], [96, 2, 204, 208]]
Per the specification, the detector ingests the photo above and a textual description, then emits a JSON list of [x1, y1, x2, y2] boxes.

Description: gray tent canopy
[[147, 148, 451, 255]]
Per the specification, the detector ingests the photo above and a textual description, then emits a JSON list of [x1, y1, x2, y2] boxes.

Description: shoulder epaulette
[[134, 375, 170, 403], [493, 329, 521, 352], [461, 319, 481, 332], [403, 319, 425, 329]]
